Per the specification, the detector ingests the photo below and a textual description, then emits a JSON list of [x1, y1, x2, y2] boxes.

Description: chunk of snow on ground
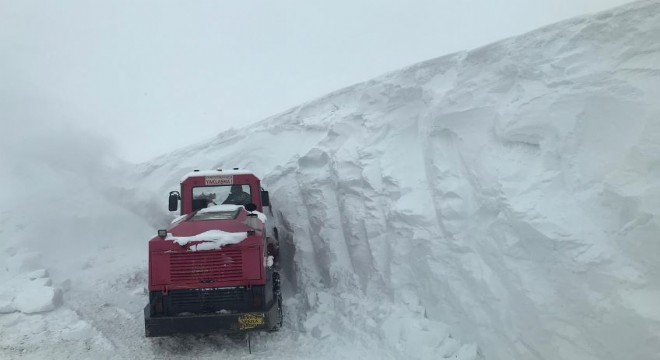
[[30, 277, 53, 287], [0, 269, 62, 314], [0, 296, 15, 313], [14, 284, 62, 314], [27, 269, 48, 280]]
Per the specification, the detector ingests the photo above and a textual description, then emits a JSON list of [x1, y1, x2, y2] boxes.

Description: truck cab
[[144, 169, 281, 337]]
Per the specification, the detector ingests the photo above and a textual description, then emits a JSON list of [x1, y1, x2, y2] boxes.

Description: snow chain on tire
[[273, 271, 283, 329]]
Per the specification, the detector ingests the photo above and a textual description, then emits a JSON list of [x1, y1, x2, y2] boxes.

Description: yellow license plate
[[238, 313, 265, 330]]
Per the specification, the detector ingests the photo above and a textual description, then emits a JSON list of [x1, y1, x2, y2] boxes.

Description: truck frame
[[144, 169, 282, 337]]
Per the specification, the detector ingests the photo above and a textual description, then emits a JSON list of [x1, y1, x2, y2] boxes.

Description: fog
[[0, 0, 633, 162]]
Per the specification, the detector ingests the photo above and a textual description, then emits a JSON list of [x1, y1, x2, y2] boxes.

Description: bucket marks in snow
[[295, 146, 383, 293]]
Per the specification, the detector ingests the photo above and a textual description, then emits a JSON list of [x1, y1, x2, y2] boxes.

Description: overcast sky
[[1, 0, 632, 163]]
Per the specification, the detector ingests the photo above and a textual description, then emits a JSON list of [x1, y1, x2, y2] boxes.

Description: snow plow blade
[[144, 300, 280, 337]]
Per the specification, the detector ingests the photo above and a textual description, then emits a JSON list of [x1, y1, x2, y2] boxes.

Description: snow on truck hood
[[166, 230, 247, 251], [198, 204, 268, 222], [197, 204, 243, 213], [165, 205, 268, 251]]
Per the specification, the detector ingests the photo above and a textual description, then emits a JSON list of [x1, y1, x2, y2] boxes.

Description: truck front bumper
[[144, 300, 279, 337]]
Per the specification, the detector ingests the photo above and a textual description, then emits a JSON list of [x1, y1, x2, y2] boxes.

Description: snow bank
[[132, 1, 660, 359]]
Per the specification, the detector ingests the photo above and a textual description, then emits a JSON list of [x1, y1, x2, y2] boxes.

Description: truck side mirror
[[261, 191, 270, 207], [168, 191, 180, 211]]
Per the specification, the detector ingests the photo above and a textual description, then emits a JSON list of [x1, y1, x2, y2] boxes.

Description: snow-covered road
[[2, 1, 660, 359]]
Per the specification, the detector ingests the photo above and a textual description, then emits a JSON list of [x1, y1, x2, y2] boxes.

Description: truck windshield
[[192, 185, 252, 208], [191, 207, 241, 221]]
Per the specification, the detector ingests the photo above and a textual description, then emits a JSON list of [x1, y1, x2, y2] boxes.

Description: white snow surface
[[2, 1, 660, 359], [252, 210, 268, 223], [197, 205, 268, 223], [196, 204, 243, 213], [168, 230, 247, 251], [180, 169, 254, 182]]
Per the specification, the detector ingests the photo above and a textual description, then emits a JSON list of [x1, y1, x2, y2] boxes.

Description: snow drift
[[2, 1, 660, 359]]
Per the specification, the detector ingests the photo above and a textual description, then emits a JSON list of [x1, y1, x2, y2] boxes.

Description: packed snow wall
[[132, 1, 660, 359]]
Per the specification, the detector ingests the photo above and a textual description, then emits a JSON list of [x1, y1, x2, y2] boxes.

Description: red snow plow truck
[[144, 169, 282, 337]]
